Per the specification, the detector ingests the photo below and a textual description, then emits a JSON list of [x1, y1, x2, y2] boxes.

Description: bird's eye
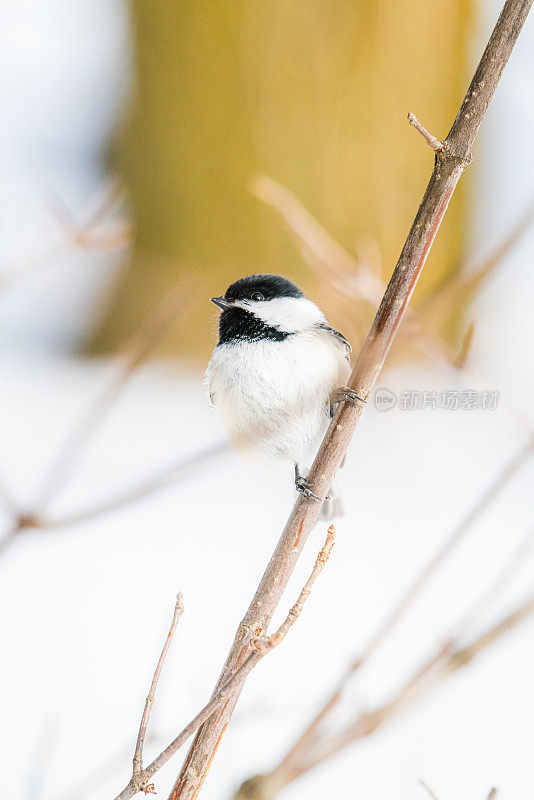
[[251, 292, 264, 302]]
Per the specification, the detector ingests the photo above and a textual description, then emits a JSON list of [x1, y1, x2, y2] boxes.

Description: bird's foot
[[294, 465, 322, 500], [295, 476, 322, 501], [330, 387, 366, 417]]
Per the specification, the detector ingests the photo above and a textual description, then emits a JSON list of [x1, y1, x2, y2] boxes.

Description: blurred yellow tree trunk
[[95, 0, 473, 361]]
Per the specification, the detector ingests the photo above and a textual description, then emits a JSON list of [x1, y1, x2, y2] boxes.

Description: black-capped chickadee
[[205, 274, 363, 518]]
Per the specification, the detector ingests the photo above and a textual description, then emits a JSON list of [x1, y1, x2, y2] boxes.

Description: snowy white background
[[0, 2, 533, 800]]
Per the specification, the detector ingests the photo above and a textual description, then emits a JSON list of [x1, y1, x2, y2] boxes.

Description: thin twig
[[30, 279, 193, 511], [419, 779, 440, 800], [449, 596, 534, 671], [52, 743, 152, 800], [454, 321, 475, 369], [232, 591, 534, 797], [0, 442, 229, 554], [168, 4, 533, 797], [41, 442, 230, 531], [408, 113, 444, 151], [486, 789, 498, 800], [251, 172, 384, 308], [50, 181, 131, 250], [252, 524, 534, 794], [132, 593, 185, 793], [0, 280, 196, 560], [352, 435, 533, 666], [453, 526, 534, 636], [113, 527, 335, 800], [0, 183, 130, 293], [419, 200, 534, 324], [248, 438, 533, 785], [252, 526, 335, 654], [284, 593, 534, 784]]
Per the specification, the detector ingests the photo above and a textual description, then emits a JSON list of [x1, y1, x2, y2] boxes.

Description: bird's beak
[[210, 296, 233, 310]]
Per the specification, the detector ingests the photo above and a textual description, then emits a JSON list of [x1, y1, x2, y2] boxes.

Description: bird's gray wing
[[317, 323, 352, 359]]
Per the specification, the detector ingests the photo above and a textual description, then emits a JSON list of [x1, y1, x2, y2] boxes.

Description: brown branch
[[251, 176, 534, 434], [275, 592, 534, 788], [252, 525, 335, 654], [486, 789, 498, 800], [449, 595, 534, 671], [131, 594, 185, 795], [245, 525, 534, 796], [168, 3, 533, 798], [252, 175, 534, 342], [113, 527, 335, 800]]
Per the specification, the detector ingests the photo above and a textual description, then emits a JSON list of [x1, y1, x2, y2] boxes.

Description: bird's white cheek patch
[[238, 297, 326, 333]]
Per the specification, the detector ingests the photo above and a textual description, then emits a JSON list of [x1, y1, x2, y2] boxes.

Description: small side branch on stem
[[113, 527, 335, 800], [253, 526, 335, 654], [131, 593, 185, 795], [407, 113, 443, 152], [238, 526, 534, 796]]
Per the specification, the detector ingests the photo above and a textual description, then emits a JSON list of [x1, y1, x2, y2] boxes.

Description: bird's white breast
[[205, 328, 350, 468]]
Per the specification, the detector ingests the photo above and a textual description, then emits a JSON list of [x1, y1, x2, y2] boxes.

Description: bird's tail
[[318, 478, 344, 521]]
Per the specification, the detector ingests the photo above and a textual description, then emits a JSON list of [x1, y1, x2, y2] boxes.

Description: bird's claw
[[330, 386, 366, 417], [295, 477, 322, 501]]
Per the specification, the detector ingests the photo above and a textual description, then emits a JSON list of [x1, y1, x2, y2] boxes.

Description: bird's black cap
[[212, 274, 303, 345], [223, 274, 303, 302]]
